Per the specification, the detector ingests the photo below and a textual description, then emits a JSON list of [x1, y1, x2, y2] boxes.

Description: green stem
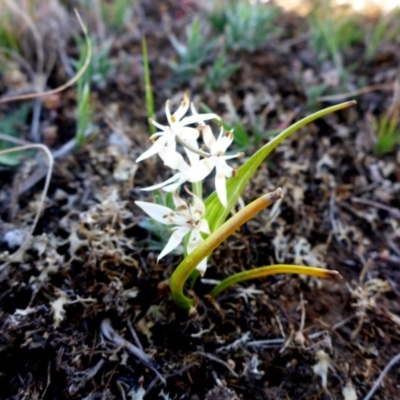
[[192, 181, 203, 200], [169, 188, 283, 311], [175, 135, 210, 158], [142, 36, 155, 135], [209, 264, 342, 298]]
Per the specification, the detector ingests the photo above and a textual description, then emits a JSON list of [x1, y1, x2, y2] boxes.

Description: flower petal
[[140, 172, 183, 191], [217, 158, 234, 178], [180, 113, 220, 127], [217, 131, 234, 153], [190, 194, 206, 221], [159, 146, 188, 171], [172, 192, 191, 219], [197, 219, 210, 235], [186, 230, 203, 254], [150, 119, 167, 132], [196, 257, 208, 276], [220, 154, 239, 160], [158, 226, 190, 261], [136, 135, 169, 162], [179, 127, 200, 141], [181, 139, 200, 166], [135, 201, 177, 225], [186, 231, 208, 276], [215, 166, 227, 207], [186, 158, 216, 182], [183, 102, 220, 126], [162, 174, 188, 192], [172, 94, 190, 123], [201, 125, 216, 150]]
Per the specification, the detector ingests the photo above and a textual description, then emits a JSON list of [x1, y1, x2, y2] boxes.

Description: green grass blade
[[142, 36, 155, 135]]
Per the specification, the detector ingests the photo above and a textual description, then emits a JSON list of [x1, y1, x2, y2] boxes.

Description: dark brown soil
[[0, 1, 400, 399]]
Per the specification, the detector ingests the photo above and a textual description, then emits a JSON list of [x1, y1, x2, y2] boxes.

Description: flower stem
[[192, 181, 202, 200], [175, 136, 210, 158], [208, 265, 342, 298], [169, 188, 283, 311]]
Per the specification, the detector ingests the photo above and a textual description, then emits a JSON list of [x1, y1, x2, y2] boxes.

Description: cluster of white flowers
[[135, 94, 242, 274]]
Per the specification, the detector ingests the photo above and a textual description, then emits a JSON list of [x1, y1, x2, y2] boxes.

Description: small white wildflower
[[186, 125, 242, 207], [135, 191, 210, 275], [136, 94, 219, 166], [141, 148, 190, 192]]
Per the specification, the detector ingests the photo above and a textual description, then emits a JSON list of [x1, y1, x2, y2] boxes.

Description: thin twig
[[317, 83, 393, 102], [362, 352, 400, 400], [350, 196, 400, 219], [196, 351, 239, 378], [127, 318, 143, 351], [30, 99, 43, 143], [101, 319, 166, 384], [0, 143, 54, 272], [0, 129, 93, 214], [145, 363, 198, 395], [299, 293, 306, 332], [247, 315, 357, 348]]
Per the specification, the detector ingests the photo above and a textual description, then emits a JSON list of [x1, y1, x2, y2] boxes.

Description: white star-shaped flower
[[135, 191, 211, 275], [186, 125, 242, 207], [141, 147, 190, 192], [136, 94, 219, 166]]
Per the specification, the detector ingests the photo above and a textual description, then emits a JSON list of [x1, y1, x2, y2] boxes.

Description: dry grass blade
[[317, 83, 393, 102], [4, 0, 44, 75], [0, 142, 53, 271], [0, 9, 91, 104]]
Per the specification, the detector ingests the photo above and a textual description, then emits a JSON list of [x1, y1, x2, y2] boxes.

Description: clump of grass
[[169, 19, 216, 82], [309, 1, 363, 86], [305, 84, 328, 110], [224, 0, 279, 52], [75, 36, 94, 149], [100, 0, 132, 30], [371, 111, 400, 156], [73, 34, 113, 89], [78, 0, 136, 31], [309, 2, 363, 63], [365, 8, 400, 61], [0, 5, 20, 54], [371, 81, 400, 156], [205, 50, 239, 91]]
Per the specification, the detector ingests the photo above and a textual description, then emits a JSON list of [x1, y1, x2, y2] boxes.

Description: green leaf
[[204, 101, 356, 233]]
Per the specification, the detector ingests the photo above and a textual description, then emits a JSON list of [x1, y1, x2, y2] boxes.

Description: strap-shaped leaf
[[170, 189, 283, 310], [208, 264, 342, 298], [204, 101, 356, 232]]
